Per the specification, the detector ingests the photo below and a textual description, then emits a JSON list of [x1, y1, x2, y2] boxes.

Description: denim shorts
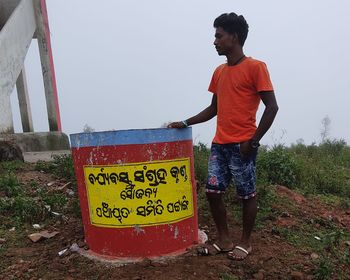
[[206, 143, 257, 199]]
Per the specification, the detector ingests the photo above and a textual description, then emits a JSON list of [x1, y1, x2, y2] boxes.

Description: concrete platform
[[23, 150, 71, 163], [1, 132, 70, 152], [1, 132, 71, 163]]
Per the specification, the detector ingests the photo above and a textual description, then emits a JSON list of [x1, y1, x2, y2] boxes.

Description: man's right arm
[[167, 94, 217, 128]]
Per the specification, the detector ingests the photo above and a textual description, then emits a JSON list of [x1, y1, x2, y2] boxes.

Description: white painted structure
[[0, 0, 61, 134]]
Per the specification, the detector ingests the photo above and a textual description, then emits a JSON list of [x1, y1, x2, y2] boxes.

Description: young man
[[168, 12, 278, 260]]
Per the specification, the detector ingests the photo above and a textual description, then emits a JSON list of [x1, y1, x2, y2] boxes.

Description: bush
[[36, 154, 75, 181], [0, 173, 22, 197], [193, 142, 210, 185], [11, 196, 47, 223], [257, 145, 299, 188]]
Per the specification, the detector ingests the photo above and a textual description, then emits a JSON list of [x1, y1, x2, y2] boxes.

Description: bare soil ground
[[1, 164, 350, 280]]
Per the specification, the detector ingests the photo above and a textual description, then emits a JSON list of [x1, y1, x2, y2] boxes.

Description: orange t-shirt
[[208, 57, 274, 144]]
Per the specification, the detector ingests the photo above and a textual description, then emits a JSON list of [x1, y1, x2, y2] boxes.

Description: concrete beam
[[16, 66, 34, 132], [0, 0, 37, 133], [34, 0, 62, 132]]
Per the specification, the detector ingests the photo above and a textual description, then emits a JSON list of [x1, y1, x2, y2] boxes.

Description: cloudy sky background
[[11, 0, 350, 146]]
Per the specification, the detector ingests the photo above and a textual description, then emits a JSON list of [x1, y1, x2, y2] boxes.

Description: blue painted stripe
[[70, 128, 192, 148]]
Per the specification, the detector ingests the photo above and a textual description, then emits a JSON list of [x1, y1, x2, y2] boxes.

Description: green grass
[[0, 173, 23, 197], [35, 154, 76, 181], [271, 217, 350, 280], [0, 160, 25, 174], [314, 256, 334, 280], [0, 155, 77, 225], [193, 142, 210, 185], [219, 272, 239, 280], [192, 140, 350, 279]]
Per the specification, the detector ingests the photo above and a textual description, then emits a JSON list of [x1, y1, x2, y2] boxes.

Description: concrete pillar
[[0, 0, 36, 134], [0, 94, 14, 133], [16, 67, 34, 132], [33, 0, 62, 132]]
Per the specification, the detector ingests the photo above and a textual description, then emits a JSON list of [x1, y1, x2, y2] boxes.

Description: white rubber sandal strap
[[213, 243, 222, 252], [234, 246, 249, 255]]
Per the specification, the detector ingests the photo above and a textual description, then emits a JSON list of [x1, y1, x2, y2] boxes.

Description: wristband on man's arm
[[181, 120, 189, 127]]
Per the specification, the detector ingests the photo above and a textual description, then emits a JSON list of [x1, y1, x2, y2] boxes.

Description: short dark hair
[[213, 13, 249, 46]]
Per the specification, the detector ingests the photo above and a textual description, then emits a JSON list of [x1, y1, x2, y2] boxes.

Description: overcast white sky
[[11, 0, 350, 146]]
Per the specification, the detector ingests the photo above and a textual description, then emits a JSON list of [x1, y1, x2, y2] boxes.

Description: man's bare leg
[[206, 192, 233, 249], [228, 196, 257, 259]]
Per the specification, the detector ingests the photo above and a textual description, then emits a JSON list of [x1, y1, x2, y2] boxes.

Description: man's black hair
[[213, 13, 249, 46]]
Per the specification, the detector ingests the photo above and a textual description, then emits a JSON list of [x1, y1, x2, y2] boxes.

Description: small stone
[[66, 189, 75, 196], [28, 233, 44, 243], [0, 238, 6, 244], [345, 241, 350, 246], [311, 253, 319, 260], [47, 181, 56, 187]]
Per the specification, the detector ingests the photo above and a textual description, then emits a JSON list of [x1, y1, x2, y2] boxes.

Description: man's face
[[214, 27, 235, 56]]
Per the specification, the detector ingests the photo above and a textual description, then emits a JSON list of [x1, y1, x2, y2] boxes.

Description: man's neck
[[226, 50, 245, 66]]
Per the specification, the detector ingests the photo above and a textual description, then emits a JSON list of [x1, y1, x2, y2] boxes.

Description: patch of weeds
[[314, 255, 333, 280], [42, 192, 68, 212], [339, 198, 350, 210], [0, 197, 12, 212], [51, 154, 75, 180], [193, 142, 210, 185], [197, 186, 209, 213], [0, 160, 25, 173], [316, 194, 350, 210], [224, 186, 242, 224], [273, 226, 305, 247], [0, 173, 23, 197], [320, 228, 345, 252], [219, 272, 238, 280], [257, 145, 299, 188], [339, 247, 350, 266], [70, 196, 81, 217], [35, 154, 75, 181], [11, 196, 48, 223], [29, 180, 39, 189], [255, 186, 278, 229], [35, 160, 54, 173]]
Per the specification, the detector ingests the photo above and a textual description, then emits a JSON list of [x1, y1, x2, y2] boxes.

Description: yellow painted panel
[[83, 158, 194, 228]]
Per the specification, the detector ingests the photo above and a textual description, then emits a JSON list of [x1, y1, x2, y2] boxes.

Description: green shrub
[[257, 145, 298, 187], [35, 154, 76, 190], [42, 192, 68, 212], [11, 196, 47, 223], [296, 156, 349, 196], [0, 160, 25, 173], [51, 154, 75, 180], [314, 256, 334, 280], [193, 142, 210, 185], [0, 173, 23, 197]]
